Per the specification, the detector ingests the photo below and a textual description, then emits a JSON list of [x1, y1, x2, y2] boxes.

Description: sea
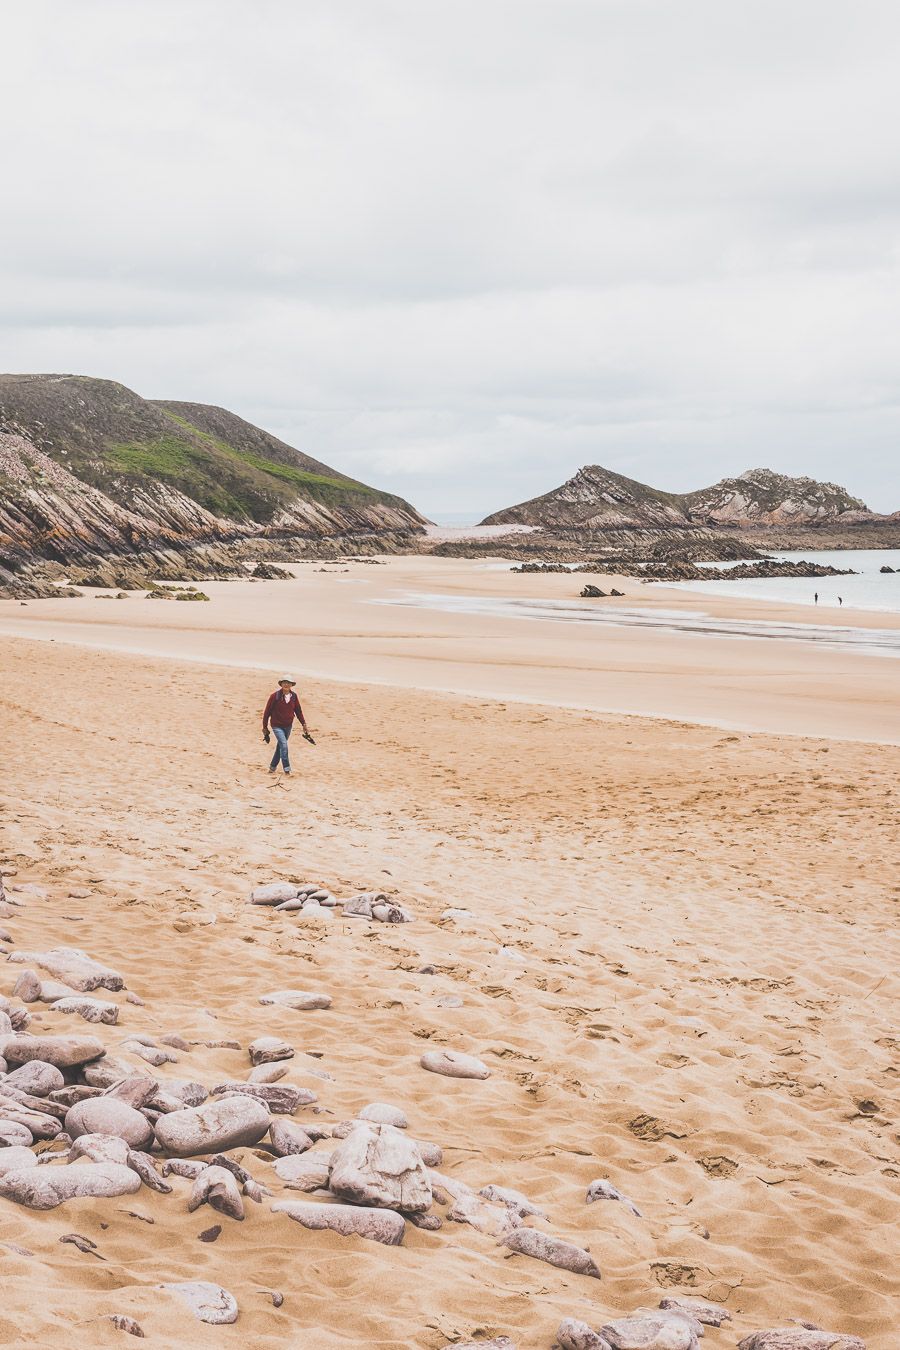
[[671, 548, 900, 614]]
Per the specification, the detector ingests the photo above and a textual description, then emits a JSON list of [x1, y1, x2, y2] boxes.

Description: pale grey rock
[[0, 1101, 62, 1140], [441, 908, 474, 922], [4, 1061, 64, 1097], [586, 1178, 642, 1216], [0, 1120, 33, 1147], [268, 1119, 314, 1157], [154, 1079, 207, 1107], [414, 1139, 443, 1167], [122, 1040, 176, 1067], [0, 1161, 141, 1209], [371, 901, 413, 923], [51, 996, 119, 1025], [249, 1062, 288, 1084], [0, 1011, 12, 1035], [358, 1102, 408, 1129], [0, 1146, 38, 1175], [479, 1184, 547, 1219], [11, 970, 42, 1002], [108, 1314, 145, 1337], [273, 1152, 333, 1191], [210, 1082, 315, 1112], [558, 1319, 613, 1350], [660, 1298, 731, 1328], [161, 1281, 238, 1325], [83, 1058, 143, 1088], [127, 1150, 172, 1193], [736, 1334, 865, 1350], [329, 1123, 431, 1212], [250, 882, 301, 905], [69, 1134, 130, 1164], [342, 892, 379, 918], [420, 1049, 490, 1079], [1, 1034, 106, 1069], [454, 1340, 516, 1349], [295, 902, 334, 923], [188, 1165, 245, 1220], [161, 1159, 206, 1179], [436, 994, 464, 1008], [632, 1309, 704, 1340], [599, 1313, 699, 1349], [104, 1077, 158, 1110], [273, 1198, 405, 1245], [447, 1190, 521, 1237], [248, 1036, 294, 1066], [258, 989, 331, 1011], [154, 1096, 271, 1156], [502, 1227, 601, 1278], [8, 946, 124, 992], [65, 1098, 155, 1150]]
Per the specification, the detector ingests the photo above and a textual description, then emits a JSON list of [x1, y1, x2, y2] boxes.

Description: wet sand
[[0, 558, 897, 1347]]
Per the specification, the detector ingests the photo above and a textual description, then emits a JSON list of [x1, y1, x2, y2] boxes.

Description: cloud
[[1, 0, 899, 513]]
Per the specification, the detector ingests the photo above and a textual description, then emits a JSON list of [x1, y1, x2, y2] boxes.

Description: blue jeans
[[269, 725, 292, 771]]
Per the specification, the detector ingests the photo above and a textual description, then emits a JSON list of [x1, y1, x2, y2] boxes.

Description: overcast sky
[[3, 1, 899, 516]]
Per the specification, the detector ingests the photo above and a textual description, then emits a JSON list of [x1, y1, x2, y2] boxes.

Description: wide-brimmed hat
[[278, 676, 297, 686]]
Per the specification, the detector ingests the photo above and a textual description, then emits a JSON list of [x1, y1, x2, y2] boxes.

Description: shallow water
[[673, 548, 900, 613], [372, 591, 900, 658]]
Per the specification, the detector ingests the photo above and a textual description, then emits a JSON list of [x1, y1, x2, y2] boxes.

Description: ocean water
[[674, 548, 900, 613]]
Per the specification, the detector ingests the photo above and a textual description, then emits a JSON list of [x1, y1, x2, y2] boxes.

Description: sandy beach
[[0, 558, 897, 1347]]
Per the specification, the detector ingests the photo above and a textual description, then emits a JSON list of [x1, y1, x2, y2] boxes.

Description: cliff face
[[482, 463, 891, 540], [482, 465, 694, 531], [682, 468, 871, 526], [0, 374, 426, 564]]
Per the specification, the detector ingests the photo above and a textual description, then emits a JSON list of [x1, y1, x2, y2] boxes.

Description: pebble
[[258, 990, 332, 1011], [586, 1178, 642, 1216], [1, 1034, 106, 1070], [0, 1162, 141, 1209], [161, 1281, 239, 1325], [435, 994, 464, 1008], [109, 1314, 145, 1337], [558, 1320, 613, 1350], [65, 1098, 155, 1150], [502, 1228, 601, 1278], [420, 1049, 491, 1080], [51, 996, 119, 1025], [329, 1122, 432, 1212], [155, 1096, 272, 1156], [248, 1036, 294, 1066], [273, 1199, 405, 1245]]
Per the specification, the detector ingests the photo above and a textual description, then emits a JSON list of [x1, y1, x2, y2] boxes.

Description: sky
[[2, 1, 899, 518]]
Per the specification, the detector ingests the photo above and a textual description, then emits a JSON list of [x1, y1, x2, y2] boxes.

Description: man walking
[[262, 677, 309, 775]]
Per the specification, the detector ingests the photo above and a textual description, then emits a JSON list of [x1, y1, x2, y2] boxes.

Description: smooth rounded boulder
[[329, 1123, 431, 1212], [420, 1049, 491, 1080], [3, 1060, 65, 1098], [2, 1034, 106, 1070], [65, 1097, 155, 1150], [155, 1095, 271, 1157], [0, 1162, 141, 1209], [273, 1199, 405, 1245]]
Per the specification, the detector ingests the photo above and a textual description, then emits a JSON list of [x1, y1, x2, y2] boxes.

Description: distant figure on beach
[[838, 596, 843, 606], [262, 677, 309, 775], [814, 592, 818, 604]]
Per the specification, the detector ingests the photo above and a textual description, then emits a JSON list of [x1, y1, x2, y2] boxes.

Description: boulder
[[599, 1314, 699, 1350], [0, 1120, 34, 1147], [154, 1096, 271, 1157], [329, 1123, 431, 1212], [0, 1146, 39, 1175], [51, 996, 119, 1025], [161, 1282, 238, 1325], [188, 1165, 245, 1220], [558, 1320, 613, 1350], [249, 883, 301, 906], [659, 1298, 731, 1328], [586, 1178, 642, 1216], [273, 1152, 333, 1191], [736, 1334, 865, 1350], [268, 1119, 314, 1157], [248, 1036, 294, 1066], [358, 1102, 408, 1129], [273, 1199, 405, 1245], [258, 989, 331, 1011], [210, 1082, 315, 1112], [502, 1227, 601, 1278], [8, 947, 123, 992], [0, 1162, 141, 1209], [3, 1061, 65, 1097], [249, 1063, 288, 1084], [2, 1034, 106, 1070], [420, 1049, 490, 1080], [65, 1097, 155, 1150]]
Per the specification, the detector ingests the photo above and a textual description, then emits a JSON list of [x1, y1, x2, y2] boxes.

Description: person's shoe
[[284, 769, 292, 775], [268, 768, 277, 775]]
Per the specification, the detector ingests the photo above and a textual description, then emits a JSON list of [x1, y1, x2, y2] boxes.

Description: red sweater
[[263, 690, 307, 732]]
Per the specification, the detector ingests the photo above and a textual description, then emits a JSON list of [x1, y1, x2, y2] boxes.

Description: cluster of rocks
[[0, 886, 871, 1348], [249, 881, 414, 924], [511, 558, 856, 584], [580, 585, 625, 598]]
